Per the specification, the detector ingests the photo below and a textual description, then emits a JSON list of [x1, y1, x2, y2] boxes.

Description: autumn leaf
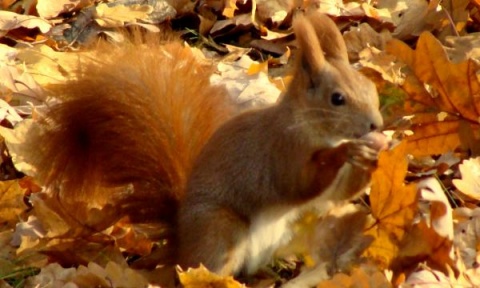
[[363, 141, 418, 268], [110, 220, 154, 256], [0, 11, 52, 35], [223, 0, 238, 18], [177, 265, 244, 288], [317, 265, 392, 288], [25, 261, 149, 287], [0, 180, 28, 227], [452, 157, 480, 200], [399, 178, 455, 274], [94, 3, 154, 27], [36, 0, 92, 19], [386, 32, 480, 156]]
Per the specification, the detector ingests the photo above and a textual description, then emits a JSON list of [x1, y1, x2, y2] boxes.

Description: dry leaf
[[94, 3, 154, 27], [25, 261, 148, 288], [343, 23, 392, 62], [15, 44, 83, 88], [36, 0, 92, 19], [0, 180, 27, 227], [453, 157, 480, 200], [210, 55, 281, 108], [399, 178, 455, 274], [386, 32, 480, 156], [363, 141, 418, 269], [256, 0, 296, 25], [0, 11, 52, 36], [0, 45, 43, 103], [317, 265, 392, 288], [223, 0, 238, 18], [404, 266, 450, 287], [0, 119, 37, 176], [177, 264, 244, 287], [444, 34, 480, 63], [453, 207, 480, 268], [110, 221, 154, 256], [281, 205, 374, 288]]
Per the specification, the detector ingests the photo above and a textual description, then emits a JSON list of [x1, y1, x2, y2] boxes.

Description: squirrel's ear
[[306, 13, 348, 62], [293, 14, 325, 75]]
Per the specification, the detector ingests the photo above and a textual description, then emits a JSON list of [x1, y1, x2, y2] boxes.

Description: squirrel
[[27, 11, 385, 280]]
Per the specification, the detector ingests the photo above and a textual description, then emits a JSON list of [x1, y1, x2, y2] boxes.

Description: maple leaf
[[363, 141, 418, 269], [386, 32, 480, 156]]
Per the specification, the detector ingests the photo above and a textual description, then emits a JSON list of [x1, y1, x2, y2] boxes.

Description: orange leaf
[[405, 112, 461, 156], [177, 264, 243, 287], [222, 0, 238, 18], [386, 32, 480, 156], [363, 141, 418, 268]]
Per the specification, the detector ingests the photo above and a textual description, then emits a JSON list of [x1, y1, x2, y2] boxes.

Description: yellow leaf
[[222, 0, 238, 18], [363, 141, 418, 268], [178, 264, 244, 288], [405, 112, 461, 156], [247, 60, 268, 75], [0, 11, 51, 33], [0, 180, 28, 227], [95, 3, 153, 27]]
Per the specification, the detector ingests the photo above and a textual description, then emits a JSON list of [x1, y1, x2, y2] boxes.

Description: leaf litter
[[0, 0, 480, 287]]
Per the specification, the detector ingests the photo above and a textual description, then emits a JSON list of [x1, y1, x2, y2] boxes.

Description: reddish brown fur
[[30, 38, 234, 224], [177, 13, 383, 275], [29, 11, 384, 277]]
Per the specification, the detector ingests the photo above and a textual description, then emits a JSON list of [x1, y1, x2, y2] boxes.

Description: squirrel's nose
[[369, 112, 383, 132]]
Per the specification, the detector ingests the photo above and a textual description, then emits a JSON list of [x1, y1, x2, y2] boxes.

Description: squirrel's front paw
[[346, 132, 389, 171]]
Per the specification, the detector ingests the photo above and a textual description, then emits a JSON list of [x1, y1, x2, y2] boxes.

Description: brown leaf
[[110, 220, 154, 256]]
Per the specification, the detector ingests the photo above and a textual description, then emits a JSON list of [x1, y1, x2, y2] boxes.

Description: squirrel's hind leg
[[177, 205, 249, 275]]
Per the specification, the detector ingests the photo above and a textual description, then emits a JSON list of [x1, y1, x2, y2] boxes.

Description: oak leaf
[[386, 32, 480, 156], [363, 141, 418, 268]]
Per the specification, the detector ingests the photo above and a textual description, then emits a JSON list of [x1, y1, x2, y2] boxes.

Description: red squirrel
[[28, 12, 385, 278]]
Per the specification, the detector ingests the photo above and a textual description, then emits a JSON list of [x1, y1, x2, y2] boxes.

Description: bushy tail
[[29, 37, 234, 225]]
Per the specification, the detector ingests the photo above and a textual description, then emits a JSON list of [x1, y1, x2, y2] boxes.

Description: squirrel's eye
[[331, 92, 346, 106]]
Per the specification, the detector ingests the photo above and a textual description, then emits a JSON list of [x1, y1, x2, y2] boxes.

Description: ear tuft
[[293, 14, 325, 74], [305, 12, 349, 62]]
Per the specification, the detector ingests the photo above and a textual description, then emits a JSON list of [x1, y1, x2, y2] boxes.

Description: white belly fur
[[244, 167, 348, 274]]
